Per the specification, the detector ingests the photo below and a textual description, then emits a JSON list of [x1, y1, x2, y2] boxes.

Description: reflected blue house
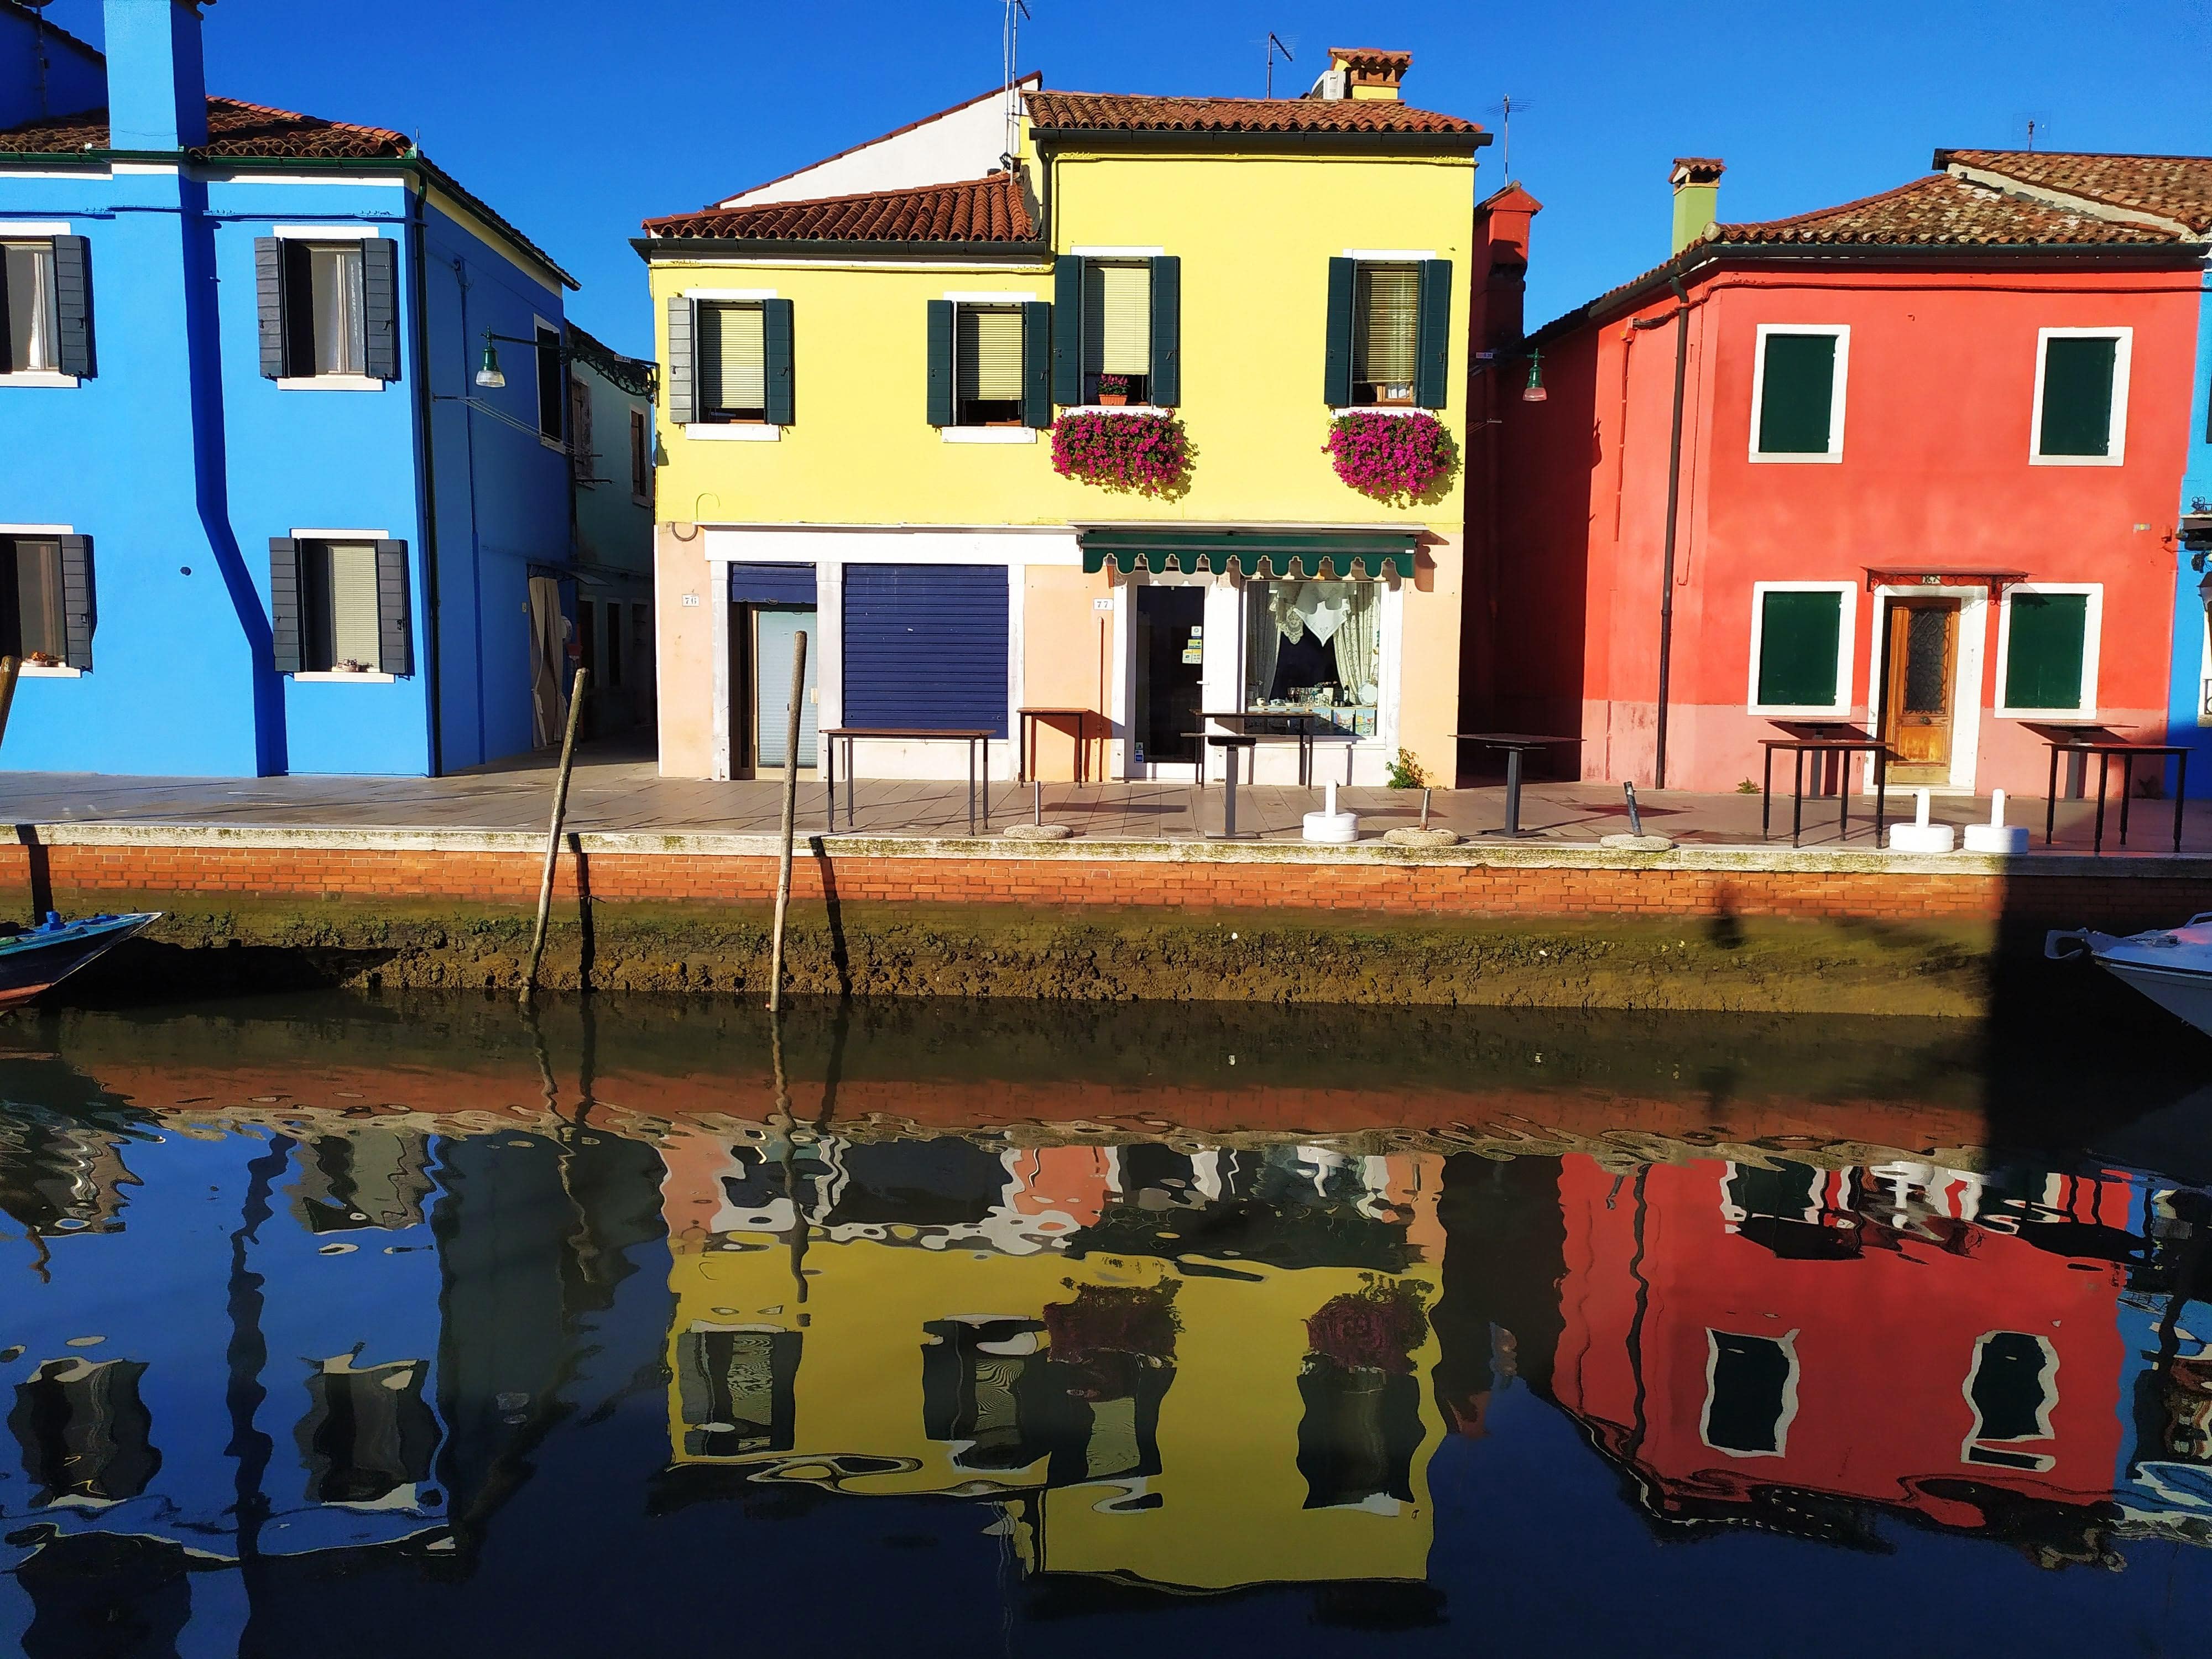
[[0, 0, 581, 776]]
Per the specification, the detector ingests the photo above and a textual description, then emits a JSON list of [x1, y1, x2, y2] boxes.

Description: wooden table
[[1201, 711, 1319, 787], [820, 727, 994, 836], [2032, 729, 2189, 854], [1016, 707, 1098, 785], [1455, 733, 1581, 838], [1759, 725, 1893, 847]]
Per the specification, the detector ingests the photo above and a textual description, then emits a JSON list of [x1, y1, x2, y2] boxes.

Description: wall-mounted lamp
[[1522, 351, 1547, 403], [475, 341, 505, 389]]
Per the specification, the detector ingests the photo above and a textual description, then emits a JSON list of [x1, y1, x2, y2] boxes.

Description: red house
[[1467, 152, 2209, 799]]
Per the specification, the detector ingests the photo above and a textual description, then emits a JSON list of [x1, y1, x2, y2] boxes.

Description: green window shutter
[[1756, 333, 1837, 454], [374, 540, 413, 676], [1149, 254, 1181, 406], [1022, 300, 1054, 427], [664, 295, 694, 425], [52, 236, 93, 378], [1415, 258, 1452, 409], [255, 237, 288, 378], [1323, 257, 1355, 406], [361, 236, 399, 381], [2038, 337, 2117, 457], [268, 538, 302, 674], [58, 535, 93, 670], [926, 299, 954, 426], [2004, 592, 2089, 709], [1052, 255, 1083, 405], [763, 298, 795, 425], [1755, 589, 1843, 706]]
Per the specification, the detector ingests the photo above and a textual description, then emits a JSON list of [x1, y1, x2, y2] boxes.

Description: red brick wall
[[5, 839, 2210, 928]]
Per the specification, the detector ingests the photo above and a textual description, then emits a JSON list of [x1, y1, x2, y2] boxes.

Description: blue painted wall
[[2166, 264, 2212, 774], [0, 0, 573, 778]]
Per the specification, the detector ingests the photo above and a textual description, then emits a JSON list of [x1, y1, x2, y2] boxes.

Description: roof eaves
[[1027, 124, 1487, 154], [633, 233, 1048, 262]]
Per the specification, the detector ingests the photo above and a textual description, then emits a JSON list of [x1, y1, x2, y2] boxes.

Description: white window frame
[[287, 525, 394, 681], [943, 290, 1037, 440], [271, 229, 384, 392], [680, 287, 783, 439], [2030, 326, 2131, 467], [1699, 1327, 1802, 1459], [0, 519, 81, 674], [531, 312, 564, 450], [0, 222, 76, 387], [1992, 581, 2101, 719], [1748, 324, 1849, 463], [1959, 1331, 2059, 1473], [1746, 580, 1857, 716]]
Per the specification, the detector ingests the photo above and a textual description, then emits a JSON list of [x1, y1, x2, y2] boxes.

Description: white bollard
[[1963, 786, 2030, 854], [1888, 786, 1957, 853], [1304, 775, 1360, 843]]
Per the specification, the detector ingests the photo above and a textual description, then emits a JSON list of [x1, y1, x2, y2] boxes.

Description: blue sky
[[39, 0, 2212, 356]]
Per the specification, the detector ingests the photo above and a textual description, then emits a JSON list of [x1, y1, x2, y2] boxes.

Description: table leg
[[2046, 745, 2059, 846], [1222, 748, 1239, 838], [968, 740, 977, 837], [981, 740, 990, 831], [1792, 748, 1805, 848], [824, 731, 836, 832], [845, 737, 855, 830], [2093, 753, 2109, 855], [1761, 747, 1773, 841], [1838, 752, 1850, 844], [2119, 753, 2136, 848], [1874, 747, 1889, 845], [2177, 750, 2189, 854]]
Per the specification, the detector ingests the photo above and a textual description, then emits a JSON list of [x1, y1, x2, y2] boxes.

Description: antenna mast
[[1266, 32, 1293, 98], [1002, 0, 1032, 168]]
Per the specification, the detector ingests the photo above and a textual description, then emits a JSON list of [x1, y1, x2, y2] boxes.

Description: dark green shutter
[[763, 298, 795, 425], [1415, 258, 1451, 409], [52, 236, 93, 379], [2038, 337, 2117, 457], [1757, 333, 1837, 454], [375, 540, 413, 676], [255, 237, 288, 378], [664, 296, 694, 425], [1022, 300, 1053, 427], [926, 299, 954, 426], [1323, 257, 1355, 406], [2004, 592, 2089, 709], [1149, 254, 1181, 406], [1052, 255, 1083, 405], [1755, 589, 1843, 706], [361, 236, 399, 380], [269, 538, 302, 674], [58, 535, 93, 671]]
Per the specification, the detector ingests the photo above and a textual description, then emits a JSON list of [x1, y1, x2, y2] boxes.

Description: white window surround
[[1862, 583, 1989, 794], [2030, 326, 2131, 467], [681, 286, 779, 301], [942, 427, 1037, 444], [1992, 581, 2103, 719], [0, 221, 71, 234], [0, 372, 79, 388], [1070, 245, 1165, 258], [15, 663, 80, 678], [1748, 324, 1850, 463], [1062, 404, 1174, 418], [1959, 1331, 2059, 1470], [941, 290, 1037, 302], [1746, 580, 1857, 716], [269, 224, 384, 240], [290, 527, 389, 539], [292, 669, 396, 684], [686, 422, 782, 442], [276, 375, 383, 392], [1343, 248, 1436, 260], [1700, 1328, 1802, 1459], [532, 311, 562, 450], [1329, 406, 1425, 420]]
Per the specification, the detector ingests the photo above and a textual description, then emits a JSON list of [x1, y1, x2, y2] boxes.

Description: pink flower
[[1326, 411, 1455, 501], [1051, 411, 1191, 494]]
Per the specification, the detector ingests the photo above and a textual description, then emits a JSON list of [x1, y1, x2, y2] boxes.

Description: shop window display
[[1244, 579, 1381, 737]]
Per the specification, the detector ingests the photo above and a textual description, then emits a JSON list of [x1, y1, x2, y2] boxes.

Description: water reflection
[[0, 995, 2207, 1655]]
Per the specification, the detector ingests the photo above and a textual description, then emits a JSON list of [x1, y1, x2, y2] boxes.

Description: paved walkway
[[2, 739, 2205, 855]]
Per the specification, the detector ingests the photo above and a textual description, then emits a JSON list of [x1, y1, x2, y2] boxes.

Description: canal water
[[0, 992, 2208, 1656]]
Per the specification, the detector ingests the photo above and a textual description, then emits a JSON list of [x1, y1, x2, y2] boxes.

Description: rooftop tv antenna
[[2015, 110, 2053, 152], [1001, 0, 1032, 169], [1265, 32, 1293, 98], [1489, 93, 1534, 180]]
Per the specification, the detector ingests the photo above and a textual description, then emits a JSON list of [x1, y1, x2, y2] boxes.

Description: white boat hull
[[2049, 916, 2212, 1039]]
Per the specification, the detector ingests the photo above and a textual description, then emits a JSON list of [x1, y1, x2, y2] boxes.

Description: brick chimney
[[1670, 157, 1724, 254], [103, 0, 208, 150], [1314, 48, 1410, 102], [1472, 183, 1542, 353]]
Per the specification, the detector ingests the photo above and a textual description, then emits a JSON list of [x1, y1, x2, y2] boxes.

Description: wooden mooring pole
[[767, 631, 808, 1012], [521, 665, 588, 1004]]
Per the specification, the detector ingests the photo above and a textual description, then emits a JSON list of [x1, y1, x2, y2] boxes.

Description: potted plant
[[1096, 373, 1134, 406]]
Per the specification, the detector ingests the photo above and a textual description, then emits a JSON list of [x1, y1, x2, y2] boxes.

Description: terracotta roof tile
[[1709, 172, 2190, 247], [1327, 48, 1413, 74], [644, 172, 1037, 243], [0, 95, 411, 159], [1023, 90, 1479, 137], [1936, 148, 2212, 234]]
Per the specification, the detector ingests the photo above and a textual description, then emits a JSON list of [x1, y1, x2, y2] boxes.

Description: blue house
[[0, 0, 581, 776], [2171, 242, 2212, 771]]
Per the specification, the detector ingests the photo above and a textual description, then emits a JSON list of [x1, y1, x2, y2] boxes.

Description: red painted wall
[[1477, 242, 2202, 797]]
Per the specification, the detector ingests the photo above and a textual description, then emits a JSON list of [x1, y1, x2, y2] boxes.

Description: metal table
[[820, 727, 994, 836], [1759, 723, 1893, 847], [1192, 733, 1259, 838], [1200, 710, 1319, 787], [2034, 731, 2189, 854], [1016, 707, 1097, 785], [1454, 733, 1580, 838]]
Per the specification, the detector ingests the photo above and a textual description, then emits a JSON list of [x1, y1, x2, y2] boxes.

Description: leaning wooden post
[[521, 665, 588, 1003], [767, 631, 808, 1013]]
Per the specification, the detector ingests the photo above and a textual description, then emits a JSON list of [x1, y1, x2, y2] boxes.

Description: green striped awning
[[1077, 528, 1418, 579]]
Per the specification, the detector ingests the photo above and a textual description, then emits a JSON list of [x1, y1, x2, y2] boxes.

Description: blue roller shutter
[[842, 564, 1008, 737], [729, 562, 818, 604]]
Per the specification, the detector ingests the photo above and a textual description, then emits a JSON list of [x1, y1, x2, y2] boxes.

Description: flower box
[[1051, 409, 1191, 495], [1326, 409, 1457, 503]]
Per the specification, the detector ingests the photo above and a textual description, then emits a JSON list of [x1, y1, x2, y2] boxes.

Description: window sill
[[1747, 704, 1851, 719], [685, 422, 783, 443], [1749, 450, 1843, 464], [942, 427, 1038, 445], [1329, 405, 1426, 419], [1061, 404, 1175, 418], [276, 375, 385, 392], [0, 372, 80, 389], [293, 670, 397, 684], [2029, 453, 2124, 468], [1995, 705, 2096, 722], [14, 662, 82, 678]]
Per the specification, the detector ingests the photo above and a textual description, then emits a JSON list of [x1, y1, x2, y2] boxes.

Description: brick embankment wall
[[4, 827, 2205, 1011]]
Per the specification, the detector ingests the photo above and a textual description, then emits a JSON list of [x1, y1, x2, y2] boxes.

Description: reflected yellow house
[[660, 1125, 1447, 1592]]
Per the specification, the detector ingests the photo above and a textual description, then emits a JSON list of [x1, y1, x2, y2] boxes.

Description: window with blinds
[[0, 536, 65, 661], [956, 304, 1025, 425], [1353, 264, 1419, 404], [1083, 261, 1151, 400], [2, 242, 59, 373], [698, 301, 768, 421], [302, 540, 383, 673]]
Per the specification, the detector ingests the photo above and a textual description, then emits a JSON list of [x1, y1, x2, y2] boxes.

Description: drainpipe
[[406, 178, 445, 776], [1653, 276, 1692, 790]]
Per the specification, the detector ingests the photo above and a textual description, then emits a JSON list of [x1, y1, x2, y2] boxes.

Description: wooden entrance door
[[1883, 599, 1960, 784]]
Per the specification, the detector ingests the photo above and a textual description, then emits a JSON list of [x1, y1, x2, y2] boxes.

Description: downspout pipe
[[406, 177, 445, 776], [1653, 276, 1692, 790]]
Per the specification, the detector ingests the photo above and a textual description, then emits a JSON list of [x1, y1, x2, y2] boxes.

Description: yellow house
[[637, 49, 1488, 786]]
